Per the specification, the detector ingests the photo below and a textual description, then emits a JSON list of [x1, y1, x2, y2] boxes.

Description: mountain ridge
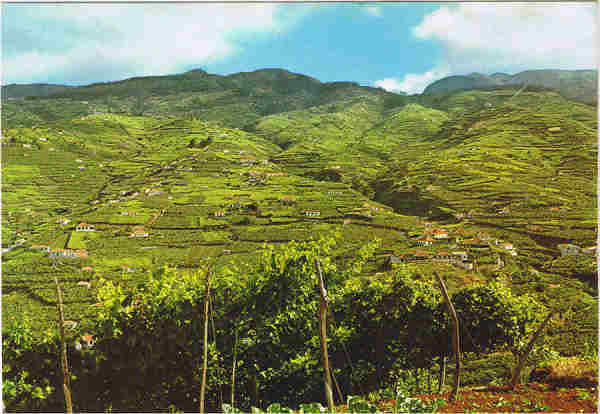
[[423, 69, 597, 104], [3, 68, 597, 105]]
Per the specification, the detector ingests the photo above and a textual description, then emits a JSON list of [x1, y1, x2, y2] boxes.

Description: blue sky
[[2, 2, 597, 93]]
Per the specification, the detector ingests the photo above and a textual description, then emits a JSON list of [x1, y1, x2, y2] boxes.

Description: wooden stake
[[55, 276, 73, 413], [316, 260, 335, 412], [434, 272, 460, 401], [437, 355, 446, 394], [231, 327, 238, 409], [510, 311, 555, 389], [200, 266, 211, 414]]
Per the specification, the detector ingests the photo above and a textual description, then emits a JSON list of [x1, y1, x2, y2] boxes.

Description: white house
[[557, 244, 581, 257], [431, 229, 449, 239], [130, 228, 149, 238], [415, 236, 434, 247], [501, 242, 514, 251], [76, 222, 95, 232]]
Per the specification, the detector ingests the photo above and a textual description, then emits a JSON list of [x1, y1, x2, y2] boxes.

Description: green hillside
[[2, 68, 597, 412], [423, 69, 597, 105], [2, 68, 391, 130]]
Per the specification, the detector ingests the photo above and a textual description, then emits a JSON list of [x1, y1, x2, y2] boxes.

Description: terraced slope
[[1, 72, 597, 357], [2, 113, 421, 332]]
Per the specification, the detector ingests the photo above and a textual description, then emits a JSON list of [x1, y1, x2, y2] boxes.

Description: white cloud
[[375, 69, 450, 95], [3, 4, 310, 84], [374, 78, 403, 93], [364, 6, 382, 18], [375, 2, 597, 94]]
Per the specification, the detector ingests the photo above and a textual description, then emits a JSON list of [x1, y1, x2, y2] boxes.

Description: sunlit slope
[[2, 112, 421, 332], [373, 90, 596, 244]]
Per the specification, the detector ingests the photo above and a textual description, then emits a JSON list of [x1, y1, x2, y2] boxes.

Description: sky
[[2, 2, 597, 94]]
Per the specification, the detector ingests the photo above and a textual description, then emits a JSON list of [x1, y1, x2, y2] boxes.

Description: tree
[[451, 282, 540, 355], [510, 310, 556, 388], [332, 267, 441, 394]]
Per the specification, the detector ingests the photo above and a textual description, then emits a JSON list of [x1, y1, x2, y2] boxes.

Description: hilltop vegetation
[[1, 67, 597, 412], [423, 69, 598, 105], [2, 68, 389, 129]]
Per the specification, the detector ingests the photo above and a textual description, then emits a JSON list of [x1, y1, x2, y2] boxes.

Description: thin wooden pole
[[316, 260, 335, 412], [331, 367, 344, 405], [510, 311, 555, 389], [55, 276, 73, 413], [438, 355, 446, 394], [231, 327, 238, 409], [200, 266, 211, 414], [434, 272, 460, 401], [208, 295, 223, 410]]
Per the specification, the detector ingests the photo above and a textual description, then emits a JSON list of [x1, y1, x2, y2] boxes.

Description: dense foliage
[[3, 236, 549, 412]]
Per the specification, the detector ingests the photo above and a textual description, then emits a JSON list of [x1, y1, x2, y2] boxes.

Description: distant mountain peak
[[423, 69, 597, 104]]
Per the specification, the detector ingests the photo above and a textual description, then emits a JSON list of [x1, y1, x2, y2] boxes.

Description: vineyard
[[2, 70, 597, 412]]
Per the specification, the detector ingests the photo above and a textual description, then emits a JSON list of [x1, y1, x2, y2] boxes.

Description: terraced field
[[2, 81, 597, 369]]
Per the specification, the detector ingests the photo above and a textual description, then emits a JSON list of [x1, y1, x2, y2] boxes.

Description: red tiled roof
[[414, 250, 431, 257], [417, 236, 435, 242]]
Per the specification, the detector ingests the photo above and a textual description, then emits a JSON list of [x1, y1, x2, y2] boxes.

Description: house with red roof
[[413, 251, 431, 262], [281, 196, 297, 206], [130, 227, 149, 237], [430, 228, 449, 239]]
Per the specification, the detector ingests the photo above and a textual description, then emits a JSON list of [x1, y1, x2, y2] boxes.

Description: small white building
[[130, 228, 149, 238], [76, 222, 95, 232], [557, 244, 581, 257], [501, 242, 514, 251], [431, 229, 449, 239], [415, 236, 434, 246]]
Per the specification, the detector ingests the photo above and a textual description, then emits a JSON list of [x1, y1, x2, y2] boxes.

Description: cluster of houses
[[386, 250, 474, 270], [30, 245, 89, 259], [386, 226, 519, 271]]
